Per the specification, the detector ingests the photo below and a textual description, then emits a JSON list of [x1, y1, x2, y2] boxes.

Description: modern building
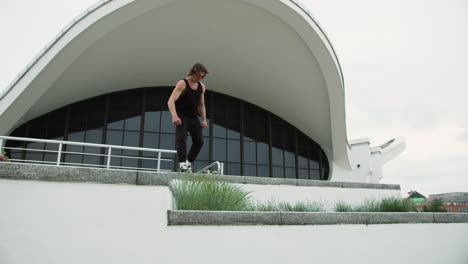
[[0, 0, 405, 183], [428, 192, 468, 213]]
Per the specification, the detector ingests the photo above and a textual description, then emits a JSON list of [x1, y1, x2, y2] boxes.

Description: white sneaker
[[179, 162, 189, 172], [186, 161, 193, 173]]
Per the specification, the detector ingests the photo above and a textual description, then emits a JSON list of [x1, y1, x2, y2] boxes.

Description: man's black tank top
[[175, 79, 202, 118]]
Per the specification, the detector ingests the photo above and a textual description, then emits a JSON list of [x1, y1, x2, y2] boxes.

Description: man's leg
[[187, 117, 204, 163], [175, 116, 188, 169]]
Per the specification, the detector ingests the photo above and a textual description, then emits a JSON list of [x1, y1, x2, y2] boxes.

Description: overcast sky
[[1, 0, 467, 196]]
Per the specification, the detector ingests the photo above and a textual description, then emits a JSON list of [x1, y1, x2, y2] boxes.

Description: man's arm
[[199, 83, 207, 129], [167, 80, 186, 125]]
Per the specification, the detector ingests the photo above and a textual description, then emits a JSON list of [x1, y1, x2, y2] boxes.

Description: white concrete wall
[[1, 179, 467, 264]]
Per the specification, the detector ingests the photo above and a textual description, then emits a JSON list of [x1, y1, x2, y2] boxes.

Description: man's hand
[[202, 120, 207, 129], [172, 116, 182, 125]]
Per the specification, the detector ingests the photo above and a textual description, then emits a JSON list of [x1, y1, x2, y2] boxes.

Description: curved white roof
[[0, 0, 351, 169]]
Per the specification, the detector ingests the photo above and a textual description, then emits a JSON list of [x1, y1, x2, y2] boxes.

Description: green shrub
[[422, 198, 448, 212], [333, 197, 418, 212], [334, 201, 354, 212], [249, 200, 325, 212], [354, 199, 382, 212], [172, 174, 252, 211], [379, 197, 417, 212]]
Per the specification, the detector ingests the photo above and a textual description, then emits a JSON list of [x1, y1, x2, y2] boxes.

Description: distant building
[[428, 192, 468, 213]]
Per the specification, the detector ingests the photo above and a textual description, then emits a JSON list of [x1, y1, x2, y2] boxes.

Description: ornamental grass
[[172, 174, 251, 211]]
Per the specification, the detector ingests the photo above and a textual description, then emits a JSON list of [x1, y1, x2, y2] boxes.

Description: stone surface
[[366, 212, 434, 224], [0, 162, 402, 190], [0, 162, 136, 184], [297, 179, 341, 188], [339, 182, 400, 190], [167, 210, 281, 225], [280, 212, 369, 225], [433, 213, 468, 223], [137, 171, 181, 186], [165, 211, 465, 226]]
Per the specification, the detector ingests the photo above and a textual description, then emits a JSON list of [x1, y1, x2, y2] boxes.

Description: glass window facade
[[5, 87, 329, 180]]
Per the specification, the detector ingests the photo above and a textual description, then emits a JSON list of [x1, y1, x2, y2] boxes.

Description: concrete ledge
[[0, 162, 136, 184], [167, 210, 281, 225], [0, 162, 401, 190], [167, 210, 468, 226]]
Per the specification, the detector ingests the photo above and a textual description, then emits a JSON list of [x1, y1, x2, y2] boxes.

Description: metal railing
[[197, 161, 224, 175], [0, 136, 177, 173]]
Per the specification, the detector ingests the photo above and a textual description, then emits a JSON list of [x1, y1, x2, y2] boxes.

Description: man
[[167, 63, 208, 172]]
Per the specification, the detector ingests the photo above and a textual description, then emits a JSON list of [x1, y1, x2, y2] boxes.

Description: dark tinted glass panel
[[272, 166, 284, 178], [160, 134, 175, 158], [243, 141, 256, 163], [310, 170, 320, 180], [243, 104, 256, 141], [47, 128, 65, 140], [227, 140, 240, 162], [67, 130, 85, 153], [48, 109, 66, 129], [144, 111, 161, 132], [257, 142, 269, 165], [28, 120, 47, 139], [213, 138, 226, 162], [298, 156, 308, 169], [194, 161, 209, 173], [142, 132, 159, 157], [105, 130, 123, 156], [213, 124, 226, 138], [141, 159, 157, 170], [107, 119, 124, 130], [69, 106, 87, 129], [108, 90, 142, 130], [145, 88, 167, 111], [160, 159, 174, 171], [124, 116, 141, 131], [258, 165, 269, 177], [285, 167, 296, 179], [255, 111, 269, 143], [310, 159, 320, 170], [284, 149, 295, 167], [227, 163, 241, 175], [299, 169, 309, 179], [85, 129, 103, 144], [243, 164, 256, 176], [122, 131, 140, 157], [272, 146, 283, 166], [160, 111, 174, 133]]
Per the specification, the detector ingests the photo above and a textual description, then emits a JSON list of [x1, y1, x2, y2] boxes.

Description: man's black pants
[[175, 116, 204, 163]]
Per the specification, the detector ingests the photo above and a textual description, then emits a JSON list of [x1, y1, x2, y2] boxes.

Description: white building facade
[[0, 0, 405, 182]]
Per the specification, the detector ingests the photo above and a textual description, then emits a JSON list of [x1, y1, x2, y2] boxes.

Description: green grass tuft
[[334, 201, 355, 212], [172, 174, 251, 211], [334, 197, 418, 212], [248, 200, 325, 212]]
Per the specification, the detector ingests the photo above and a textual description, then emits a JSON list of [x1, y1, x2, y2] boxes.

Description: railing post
[[107, 147, 112, 169], [0, 137, 4, 153], [56, 143, 62, 166], [157, 152, 162, 172]]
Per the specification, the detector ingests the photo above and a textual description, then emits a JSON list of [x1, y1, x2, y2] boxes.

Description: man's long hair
[[188, 63, 209, 76]]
